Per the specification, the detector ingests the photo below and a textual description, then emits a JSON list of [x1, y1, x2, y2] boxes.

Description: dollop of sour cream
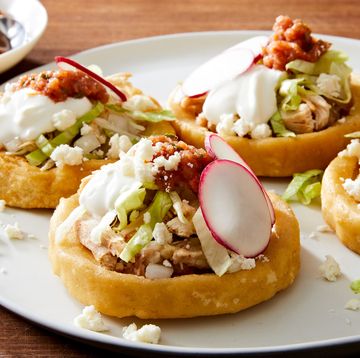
[[203, 65, 284, 126], [79, 161, 139, 218], [79, 138, 156, 218], [0, 87, 92, 145]]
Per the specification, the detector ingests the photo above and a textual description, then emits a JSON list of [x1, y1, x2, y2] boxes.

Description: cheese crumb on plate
[[122, 323, 161, 344], [73, 305, 109, 332], [319, 255, 341, 282], [345, 298, 360, 311], [4, 222, 24, 240]]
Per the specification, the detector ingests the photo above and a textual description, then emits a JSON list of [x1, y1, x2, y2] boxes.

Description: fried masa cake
[[0, 66, 174, 208], [49, 136, 300, 318], [169, 16, 360, 177], [322, 139, 360, 254]]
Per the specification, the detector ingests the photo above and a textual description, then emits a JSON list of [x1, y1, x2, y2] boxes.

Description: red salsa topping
[[150, 136, 213, 193], [15, 70, 109, 103], [262, 15, 331, 71]]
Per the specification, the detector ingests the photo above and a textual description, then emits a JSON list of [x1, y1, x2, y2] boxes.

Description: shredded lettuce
[[119, 191, 172, 262], [350, 279, 360, 294], [286, 50, 349, 75], [106, 103, 175, 123], [270, 111, 296, 137], [115, 185, 146, 231], [328, 61, 352, 103], [26, 102, 104, 166], [146, 191, 173, 227], [279, 78, 303, 111], [282, 169, 323, 205], [285, 50, 352, 104], [130, 109, 175, 123], [119, 224, 153, 263], [105, 103, 127, 113], [192, 208, 231, 276], [169, 192, 188, 224], [345, 131, 360, 138]]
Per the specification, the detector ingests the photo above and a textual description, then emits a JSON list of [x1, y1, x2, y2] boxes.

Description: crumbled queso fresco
[[73, 305, 109, 332], [342, 177, 360, 202], [122, 323, 161, 344], [215, 113, 272, 139], [50, 144, 84, 167], [316, 73, 342, 98], [345, 298, 360, 311], [4, 222, 24, 240], [319, 255, 342, 282], [107, 134, 133, 159], [339, 139, 360, 159], [338, 139, 360, 201]]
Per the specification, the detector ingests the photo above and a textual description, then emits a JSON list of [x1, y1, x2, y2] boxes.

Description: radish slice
[[205, 133, 249, 168], [55, 56, 127, 102], [204, 133, 275, 225], [199, 159, 272, 257], [225, 36, 269, 59], [182, 48, 254, 98]]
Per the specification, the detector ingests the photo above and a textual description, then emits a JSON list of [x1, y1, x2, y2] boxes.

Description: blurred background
[[1, 0, 359, 83]]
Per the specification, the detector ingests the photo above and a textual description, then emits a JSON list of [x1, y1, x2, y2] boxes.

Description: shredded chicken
[[181, 200, 196, 219], [5, 140, 38, 156], [303, 94, 331, 131], [166, 217, 196, 237], [76, 219, 117, 270], [282, 94, 331, 134], [282, 103, 314, 133], [172, 248, 208, 269]]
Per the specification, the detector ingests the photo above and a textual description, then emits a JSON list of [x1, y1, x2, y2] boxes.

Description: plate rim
[[1, 30, 360, 355]]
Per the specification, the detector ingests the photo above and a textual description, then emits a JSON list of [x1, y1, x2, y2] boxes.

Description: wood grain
[[1, 0, 360, 356]]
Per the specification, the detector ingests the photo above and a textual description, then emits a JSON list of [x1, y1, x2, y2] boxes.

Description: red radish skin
[[55, 56, 127, 102], [204, 134, 275, 225], [188, 91, 208, 99], [199, 159, 272, 257], [182, 48, 254, 98]]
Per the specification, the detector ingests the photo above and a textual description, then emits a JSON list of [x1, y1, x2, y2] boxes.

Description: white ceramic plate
[[0, 0, 48, 74], [0, 31, 360, 356]]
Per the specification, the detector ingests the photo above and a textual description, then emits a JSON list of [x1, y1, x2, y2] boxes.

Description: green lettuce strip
[[119, 191, 173, 262], [106, 103, 175, 122], [115, 185, 146, 231], [26, 102, 104, 166], [286, 50, 349, 75], [345, 131, 360, 138], [285, 50, 352, 104], [270, 111, 296, 138], [282, 169, 324, 205], [350, 279, 360, 294]]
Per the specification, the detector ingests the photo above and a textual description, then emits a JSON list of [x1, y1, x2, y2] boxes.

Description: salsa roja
[[262, 15, 331, 71], [15, 70, 109, 103]]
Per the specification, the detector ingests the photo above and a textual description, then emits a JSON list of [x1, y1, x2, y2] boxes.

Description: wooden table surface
[[1, 0, 360, 356]]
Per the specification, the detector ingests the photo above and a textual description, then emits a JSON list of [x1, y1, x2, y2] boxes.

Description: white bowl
[[0, 0, 48, 74]]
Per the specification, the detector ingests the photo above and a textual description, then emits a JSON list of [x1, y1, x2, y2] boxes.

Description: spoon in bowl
[[0, 11, 25, 54]]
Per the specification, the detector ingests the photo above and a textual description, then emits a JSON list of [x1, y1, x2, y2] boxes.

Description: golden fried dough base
[[169, 75, 360, 177], [49, 192, 300, 319], [0, 120, 174, 209], [321, 155, 360, 254]]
